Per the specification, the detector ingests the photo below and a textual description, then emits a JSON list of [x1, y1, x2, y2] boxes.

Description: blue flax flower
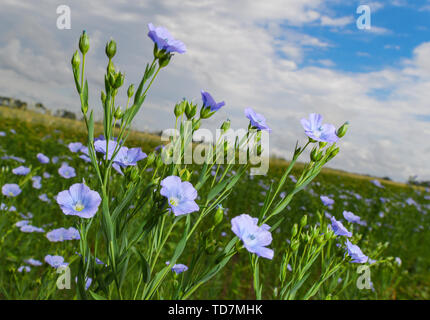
[[12, 166, 30, 175], [231, 214, 274, 260], [301, 113, 338, 143], [330, 216, 352, 238], [56, 183, 101, 219], [343, 210, 366, 225], [24, 258, 43, 266], [147, 23, 186, 54], [244, 108, 272, 132], [320, 195, 334, 207], [58, 163, 76, 179], [46, 227, 80, 242], [37, 153, 50, 164], [160, 176, 199, 216], [45, 255, 68, 268], [201, 90, 225, 112], [2, 184, 21, 197], [345, 240, 368, 263], [68, 142, 83, 153]]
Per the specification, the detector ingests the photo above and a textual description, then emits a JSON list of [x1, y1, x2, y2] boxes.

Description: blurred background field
[[1, 106, 429, 299]]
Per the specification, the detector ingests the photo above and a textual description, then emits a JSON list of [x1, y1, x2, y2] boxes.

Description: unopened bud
[[71, 50, 80, 70], [127, 84, 134, 98], [291, 223, 298, 238], [336, 121, 349, 138], [114, 107, 123, 119], [174, 101, 185, 118], [101, 91, 106, 104], [192, 118, 201, 131], [185, 102, 197, 119], [79, 30, 90, 55], [146, 152, 156, 166], [105, 39, 117, 59], [300, 215, 307, 227], [214, 205, 224, 226], [221, 119, 231, 133], [113, 72, 125, 89]]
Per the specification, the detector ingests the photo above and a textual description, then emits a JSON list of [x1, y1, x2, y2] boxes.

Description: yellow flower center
[[169, 197, 179, 207], [74, 203, 85, 212]]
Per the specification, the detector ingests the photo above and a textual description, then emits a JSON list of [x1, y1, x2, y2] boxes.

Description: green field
[[1, 106, 429, 300]]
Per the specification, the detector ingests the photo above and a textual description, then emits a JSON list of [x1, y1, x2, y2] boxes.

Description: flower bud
[[291, 239, 300, 251], [300, 215, 307, 227], [214, 205, 224, 226], [79, 30, 90, 55], [146, 152, 156, 166], [310, 147, 323, 162], [185, 102, 197, 119], [291, 223, 298, 238], [71, 50, 80, 70], [336, 121, 349, 138], [113, 72, 125, 89], [174, 101, 185, 118], [192, 118, 201, 131], [114, 107, 123, 119], [127, 84, 134, 98], [105, 39, 117, 59], [101, 91, 106, 104], [221, 119, 231, 133]]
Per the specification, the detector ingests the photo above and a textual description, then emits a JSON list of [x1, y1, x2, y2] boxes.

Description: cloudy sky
[[0, 0, 429, 182]]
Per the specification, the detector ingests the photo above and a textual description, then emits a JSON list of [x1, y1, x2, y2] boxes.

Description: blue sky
[[0, 0, 429, 181]]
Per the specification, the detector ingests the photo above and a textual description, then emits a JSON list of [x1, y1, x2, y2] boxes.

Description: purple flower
[[39, 193, 50, 203], [43, 172, 51, 179], [20, 225, 45, 233], [32, 176, 42, 189], [24, 258, 43, 266], [343, 211, 365, 225], [330, 216, 352, 238], [75, 277, 92, 290], [231, 214, 274, 260], [18, 266, 31, 273], [12, 166, 30, 175], [201, 90, 225, 112], [1, 155, 25, 163], [147, 23, 186, 54], [56, 183, 101, 219], [114, 147, 147, 167], [2, 184, 21, 197], [160, 176, 199, 216], [166, 261, 189, 274], [45, 255, 68, 268], [0, 131, 5, 136], [244, 108, 272, 132], [15, 220, 30, 227], [68, 142, 84, 153], [37, 153, 50, 164], [320, 195, 334, 207], [58, 163, 76, 179], [345, 240, 368, 263], [46, 227, 80, 242], [371, 179, 384, 188], [301, 113, 338, 143], [94, 139, 119, 160]]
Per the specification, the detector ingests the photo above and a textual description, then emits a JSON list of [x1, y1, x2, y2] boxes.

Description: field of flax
[[1, 108, 429, 300]]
